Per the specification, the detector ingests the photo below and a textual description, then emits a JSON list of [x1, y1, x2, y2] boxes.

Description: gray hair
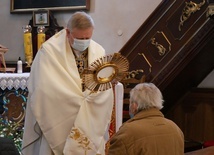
[[129, 83, 164, 111], [67, 11, 94, 32]]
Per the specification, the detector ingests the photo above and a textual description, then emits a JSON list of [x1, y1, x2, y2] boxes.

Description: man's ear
[[131, 102, 138, 114]]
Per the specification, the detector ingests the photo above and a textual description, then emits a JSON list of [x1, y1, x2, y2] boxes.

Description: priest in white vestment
[[22, 12, 114, 155]]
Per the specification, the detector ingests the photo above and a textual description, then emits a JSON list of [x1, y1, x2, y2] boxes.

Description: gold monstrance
[[82, 53, 129, 92]]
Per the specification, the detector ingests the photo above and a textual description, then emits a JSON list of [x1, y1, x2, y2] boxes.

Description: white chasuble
[[22, 29, 114, 155]]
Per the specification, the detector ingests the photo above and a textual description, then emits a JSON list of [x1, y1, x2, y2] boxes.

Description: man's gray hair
[[129, 83, 164, 110], [67, 11, 94, 32]]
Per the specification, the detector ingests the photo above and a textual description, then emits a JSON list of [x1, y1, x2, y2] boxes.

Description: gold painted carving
[[207, 4, 214, 17], [151, 38, 166, 56], [179, 0, 205, 31], [124, 70, 144, 79], [149, 31, 171, 60], [121, 70, 146, 89], [138, 53, 152, 72]]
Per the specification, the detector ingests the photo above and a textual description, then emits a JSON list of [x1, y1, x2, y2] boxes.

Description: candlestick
[[37, 26, 46, 50], [22, 25, 33, 68]]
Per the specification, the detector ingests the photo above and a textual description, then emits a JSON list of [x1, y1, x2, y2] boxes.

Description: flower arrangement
[[0, 114, 24, 153]]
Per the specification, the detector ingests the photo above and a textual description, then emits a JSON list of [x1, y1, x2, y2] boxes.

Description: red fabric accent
[[203, 141, 214, 148], [123, 111, 129, 115], [108, 114, 116, 138], [109, 86, 116, 139]]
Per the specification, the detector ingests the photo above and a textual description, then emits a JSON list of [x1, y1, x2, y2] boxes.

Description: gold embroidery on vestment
[[69, 127, 92, 155]]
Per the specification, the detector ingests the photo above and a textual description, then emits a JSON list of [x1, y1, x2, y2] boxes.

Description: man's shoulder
[[118, 120, 139, 133], [42, 29, 67, 51], [90, 40, 104, 49]]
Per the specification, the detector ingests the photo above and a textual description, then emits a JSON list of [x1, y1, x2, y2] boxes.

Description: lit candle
[[23, 25, 33, 67], [37, 26, 46, 50], [23, 32, 33, 57]]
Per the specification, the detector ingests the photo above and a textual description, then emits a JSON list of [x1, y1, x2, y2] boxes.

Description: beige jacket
[[108, 108, 184, 155]]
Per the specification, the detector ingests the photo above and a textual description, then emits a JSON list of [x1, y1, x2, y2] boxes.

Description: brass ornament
[[151, 38, 166, 56], [179, 0, 205, 31], [82, 53, 129, 92], [138, 53, 152, 73]]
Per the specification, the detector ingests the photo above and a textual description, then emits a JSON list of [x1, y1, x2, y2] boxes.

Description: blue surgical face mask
[[129, 113, 135, 119], [129, 106, 135, 118], [72, 38, 91, 52]]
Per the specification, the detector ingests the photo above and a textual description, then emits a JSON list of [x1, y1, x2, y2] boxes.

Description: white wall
[[198, 70, 214, 88], [0, 0, 161, 61]]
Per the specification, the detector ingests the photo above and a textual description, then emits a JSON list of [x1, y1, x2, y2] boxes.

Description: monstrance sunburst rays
[[82, 53, 129, 92]]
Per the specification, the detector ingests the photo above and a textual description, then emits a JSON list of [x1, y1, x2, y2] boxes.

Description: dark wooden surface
[[185, 146, 214, 155], [167, 88, 214, 151]]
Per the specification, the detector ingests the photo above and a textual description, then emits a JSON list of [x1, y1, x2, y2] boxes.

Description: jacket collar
[[127, 108, 164, 123]]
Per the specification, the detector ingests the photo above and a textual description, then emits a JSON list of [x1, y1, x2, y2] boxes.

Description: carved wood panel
[[119, 0, 213, 90], [166, 88, 214, 142]]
